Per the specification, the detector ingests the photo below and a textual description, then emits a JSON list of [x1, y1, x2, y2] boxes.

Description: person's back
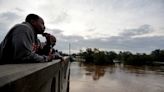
[[0, 22, 35, 64], [0, 14, 54, 64]]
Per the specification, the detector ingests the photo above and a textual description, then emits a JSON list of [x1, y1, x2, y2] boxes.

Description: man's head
[[25, 14, 45, 34], [51, 35, 56, 47], [42, 33, 56, 47]]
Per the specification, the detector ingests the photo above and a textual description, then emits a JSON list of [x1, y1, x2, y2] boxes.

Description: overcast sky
[[0, 0, 164, 54]]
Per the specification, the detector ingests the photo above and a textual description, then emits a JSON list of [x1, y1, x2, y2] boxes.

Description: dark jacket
[[0, 22, 48, 64]]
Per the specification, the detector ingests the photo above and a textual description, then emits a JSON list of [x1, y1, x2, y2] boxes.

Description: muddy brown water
[[70, 62, 164, 92]]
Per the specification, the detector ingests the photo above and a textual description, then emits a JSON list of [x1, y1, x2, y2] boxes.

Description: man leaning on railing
[[0, 14, 63, 64]]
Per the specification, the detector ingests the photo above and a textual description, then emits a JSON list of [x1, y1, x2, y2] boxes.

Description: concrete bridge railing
[[0, 57, 70, 92]]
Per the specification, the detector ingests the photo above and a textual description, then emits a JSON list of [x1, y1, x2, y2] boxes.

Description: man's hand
[[47, 54, 54, 61]]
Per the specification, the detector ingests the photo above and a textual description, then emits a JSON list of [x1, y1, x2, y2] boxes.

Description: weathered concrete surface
[[0, 57, 70, 92]]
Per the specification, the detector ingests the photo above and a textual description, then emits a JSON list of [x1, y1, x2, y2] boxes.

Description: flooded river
[[70, 62, 164, 92]]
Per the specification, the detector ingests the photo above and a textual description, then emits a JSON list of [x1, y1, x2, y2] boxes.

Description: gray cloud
[[0, 12, 21, 41], [0, 23, 7, 31], [46, 28, 63, 34], [87, 27, 96, 32], [54, 35, 84, 53], [50, 11, 70, 24], [0, 12, 21, 30], [55, 34, 164, 53], [0, 0, 164, 54], [15, 8, 24, 12], [105, 36, 164, 53], [119, 25, 153, 37], [51, 25, 164, 53], [0, 12, 20, 21]]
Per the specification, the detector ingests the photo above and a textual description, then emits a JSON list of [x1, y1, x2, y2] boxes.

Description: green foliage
[[78, 48, 164, 65], [151, 49, 164, 62], [123, 54, 152, 65], [79, 48, 115, 65]]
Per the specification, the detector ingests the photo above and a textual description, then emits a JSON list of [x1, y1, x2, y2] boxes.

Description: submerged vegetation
[[77, 48, 164, 65]]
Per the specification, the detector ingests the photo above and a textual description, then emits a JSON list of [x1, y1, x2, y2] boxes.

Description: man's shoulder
[[11, 22, 34, 35], [14, 22, 32, 30]]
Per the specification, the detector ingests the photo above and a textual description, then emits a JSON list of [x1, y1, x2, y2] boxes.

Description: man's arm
[[37, 33, 56, 56], [12, 26, 52, 63]]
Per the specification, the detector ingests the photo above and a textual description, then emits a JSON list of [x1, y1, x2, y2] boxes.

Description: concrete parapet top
[[0, 59, 61, 87]]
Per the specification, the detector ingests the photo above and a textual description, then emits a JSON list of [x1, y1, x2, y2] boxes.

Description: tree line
[[76, 48, 164, 65]]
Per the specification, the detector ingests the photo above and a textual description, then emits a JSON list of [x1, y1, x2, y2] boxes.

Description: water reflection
[[121, 64, 164, 77], [81, 63, 106, 80], [79, 62, 155, 80], [70, 62, 164, 92]]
